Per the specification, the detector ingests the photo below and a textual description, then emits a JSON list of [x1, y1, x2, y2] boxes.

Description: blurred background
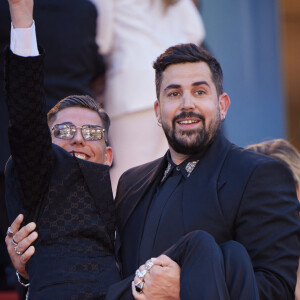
[[198, 0, 299, 150], [0, 0, 299, 299]]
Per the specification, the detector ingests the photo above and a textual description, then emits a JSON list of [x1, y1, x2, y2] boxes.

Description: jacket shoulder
[[222, 144, 290, 177], [118, 157, 164, 184]]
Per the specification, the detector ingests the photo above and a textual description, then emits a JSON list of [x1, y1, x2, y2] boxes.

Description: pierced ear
[[154, 100, 161, 122], [219, 93, 230, 120]]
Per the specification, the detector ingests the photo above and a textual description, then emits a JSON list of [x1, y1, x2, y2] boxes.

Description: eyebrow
[[164, 81, 210, 93], [192, 81, 210, 88], [164, 84, 181, 92], [55, 121, 73, 126]]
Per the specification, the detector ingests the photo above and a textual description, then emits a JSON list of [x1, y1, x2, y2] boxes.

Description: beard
[[161, 110, 222, 155]]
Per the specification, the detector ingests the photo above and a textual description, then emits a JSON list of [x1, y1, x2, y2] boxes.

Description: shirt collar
[[161, 151, 201, 183]]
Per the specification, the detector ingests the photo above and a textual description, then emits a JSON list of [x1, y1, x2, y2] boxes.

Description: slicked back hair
[[153, 43, 223, 100], [47, 95, 110, 143]]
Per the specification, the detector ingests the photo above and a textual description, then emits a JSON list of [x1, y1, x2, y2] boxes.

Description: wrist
[[16, 271, 30, 287], [9, 4, 33, 28]]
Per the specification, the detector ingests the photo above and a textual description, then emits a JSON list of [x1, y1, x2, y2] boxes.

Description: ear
[[219, 93, 230, 121], [104, 146, 113, 167], [154, 100, 161, 123]]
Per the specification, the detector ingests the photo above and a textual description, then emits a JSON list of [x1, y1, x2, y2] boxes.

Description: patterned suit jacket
[[4, 49, 120, 299]]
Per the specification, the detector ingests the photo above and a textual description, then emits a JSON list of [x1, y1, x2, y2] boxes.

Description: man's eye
[[168, 91, 179, 97], [195, 90, 205, 95]]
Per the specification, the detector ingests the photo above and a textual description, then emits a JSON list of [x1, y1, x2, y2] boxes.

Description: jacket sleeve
[[235, 160, 300, 299], [4, 48, 52, 222]]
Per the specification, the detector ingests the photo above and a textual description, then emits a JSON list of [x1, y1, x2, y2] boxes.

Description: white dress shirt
[[10, 22, 39, 57]]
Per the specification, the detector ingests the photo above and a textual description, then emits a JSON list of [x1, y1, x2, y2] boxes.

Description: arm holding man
[[5, 214, 36, 280]]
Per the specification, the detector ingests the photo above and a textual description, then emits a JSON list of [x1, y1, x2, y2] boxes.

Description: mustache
[[173, 112, 205, 124]]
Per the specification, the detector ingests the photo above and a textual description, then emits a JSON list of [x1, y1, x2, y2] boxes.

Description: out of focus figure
[[247, 139, 300, 300], [99, 0, 206, 192], [0, 0, 106, 295]]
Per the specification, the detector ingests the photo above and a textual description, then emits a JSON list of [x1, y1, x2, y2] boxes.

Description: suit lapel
[[75, 157, 116, 249], [116, 155, 168, 232], [182, 133, 232, 236], [115, 155, 168, 266]]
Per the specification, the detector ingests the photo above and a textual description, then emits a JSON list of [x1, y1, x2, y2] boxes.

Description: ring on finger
[[11, 238, 18, 246], [134, 280, 145, 294], [135, 269, 147, 278], [14, 246, 23, 255], [6, 227, 14, 237], [145, 261, 154, 272]]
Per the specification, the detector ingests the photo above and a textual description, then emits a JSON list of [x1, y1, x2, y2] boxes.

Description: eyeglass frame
[[51, 122, 107, 143]]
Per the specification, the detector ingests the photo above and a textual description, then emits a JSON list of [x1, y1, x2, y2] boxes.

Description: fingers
[[6, 214, 23, 239], [131, 281, 145, 299], [15, 230, 38, 254], [133, 256, 181, 300], [20, 245, 35, 265], [6, 218, 37, 256], [5, 214, 23, 248], [12, 221, 36, 244], [133, 262, 150, 297], [5, 215, 37, 280], [151, 254, 175, 267]]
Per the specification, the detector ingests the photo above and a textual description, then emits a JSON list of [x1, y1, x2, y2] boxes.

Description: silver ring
[[135, 269, 147, 278], [14, 246, 22, 255], [145, 261, 154, 271], [11, 238, 18, 246], [135, 280, 144, 294], [6, 227, 14, 237]]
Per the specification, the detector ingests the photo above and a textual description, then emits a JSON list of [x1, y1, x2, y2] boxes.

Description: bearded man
[[108, 44, 300, 299], [7, 44, 300, 299]]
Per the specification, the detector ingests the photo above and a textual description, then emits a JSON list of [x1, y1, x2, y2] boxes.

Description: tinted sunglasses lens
[[53, 124, 76, 140], [82, 125, 103, 141]]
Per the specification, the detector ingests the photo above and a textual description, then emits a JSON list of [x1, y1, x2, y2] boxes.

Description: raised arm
[[5, 0, 52, 224], [8, 0, 33, 29]]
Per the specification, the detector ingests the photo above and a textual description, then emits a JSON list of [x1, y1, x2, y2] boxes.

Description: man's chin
[[169, 138, 203, 155]]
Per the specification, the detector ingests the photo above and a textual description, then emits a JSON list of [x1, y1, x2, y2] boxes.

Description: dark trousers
[[165, 230, 259, 300], [106, 230, 259, 300]]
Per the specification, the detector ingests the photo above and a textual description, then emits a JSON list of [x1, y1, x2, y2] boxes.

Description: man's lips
[[173, 113, 204, 125], [70, 151, 90, 160], [177, 118, 200, 125]]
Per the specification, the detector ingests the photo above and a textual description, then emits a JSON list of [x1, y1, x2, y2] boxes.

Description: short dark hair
[[47, 95, 110, 142], [153, 43, 223, 99]]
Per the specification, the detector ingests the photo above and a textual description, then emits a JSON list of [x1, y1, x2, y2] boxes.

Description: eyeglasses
[[51, 123, 106, 141]]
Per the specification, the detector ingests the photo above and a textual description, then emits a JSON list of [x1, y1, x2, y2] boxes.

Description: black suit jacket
[[114, 132, 300, 299]]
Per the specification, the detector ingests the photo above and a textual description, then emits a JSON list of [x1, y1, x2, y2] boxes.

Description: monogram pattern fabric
[[5, 50, 120, 299]]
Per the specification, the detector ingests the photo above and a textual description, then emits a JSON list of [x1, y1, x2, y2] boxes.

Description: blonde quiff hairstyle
[[247, 139, 300, 188]]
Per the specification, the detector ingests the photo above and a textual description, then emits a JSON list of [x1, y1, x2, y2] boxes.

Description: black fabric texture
[[4, 50, 120, 299]]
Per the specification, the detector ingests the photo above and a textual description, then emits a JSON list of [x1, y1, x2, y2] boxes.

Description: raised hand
[[8, 0, 33, 28]]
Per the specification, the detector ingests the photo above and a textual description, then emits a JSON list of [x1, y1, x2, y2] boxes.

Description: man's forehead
[[161, 62, 213, 87], [54, 107, 103, 125]]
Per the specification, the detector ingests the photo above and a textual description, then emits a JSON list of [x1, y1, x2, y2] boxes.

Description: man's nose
[[180, 93, 195, 110], [71, 128, 85, 144]]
